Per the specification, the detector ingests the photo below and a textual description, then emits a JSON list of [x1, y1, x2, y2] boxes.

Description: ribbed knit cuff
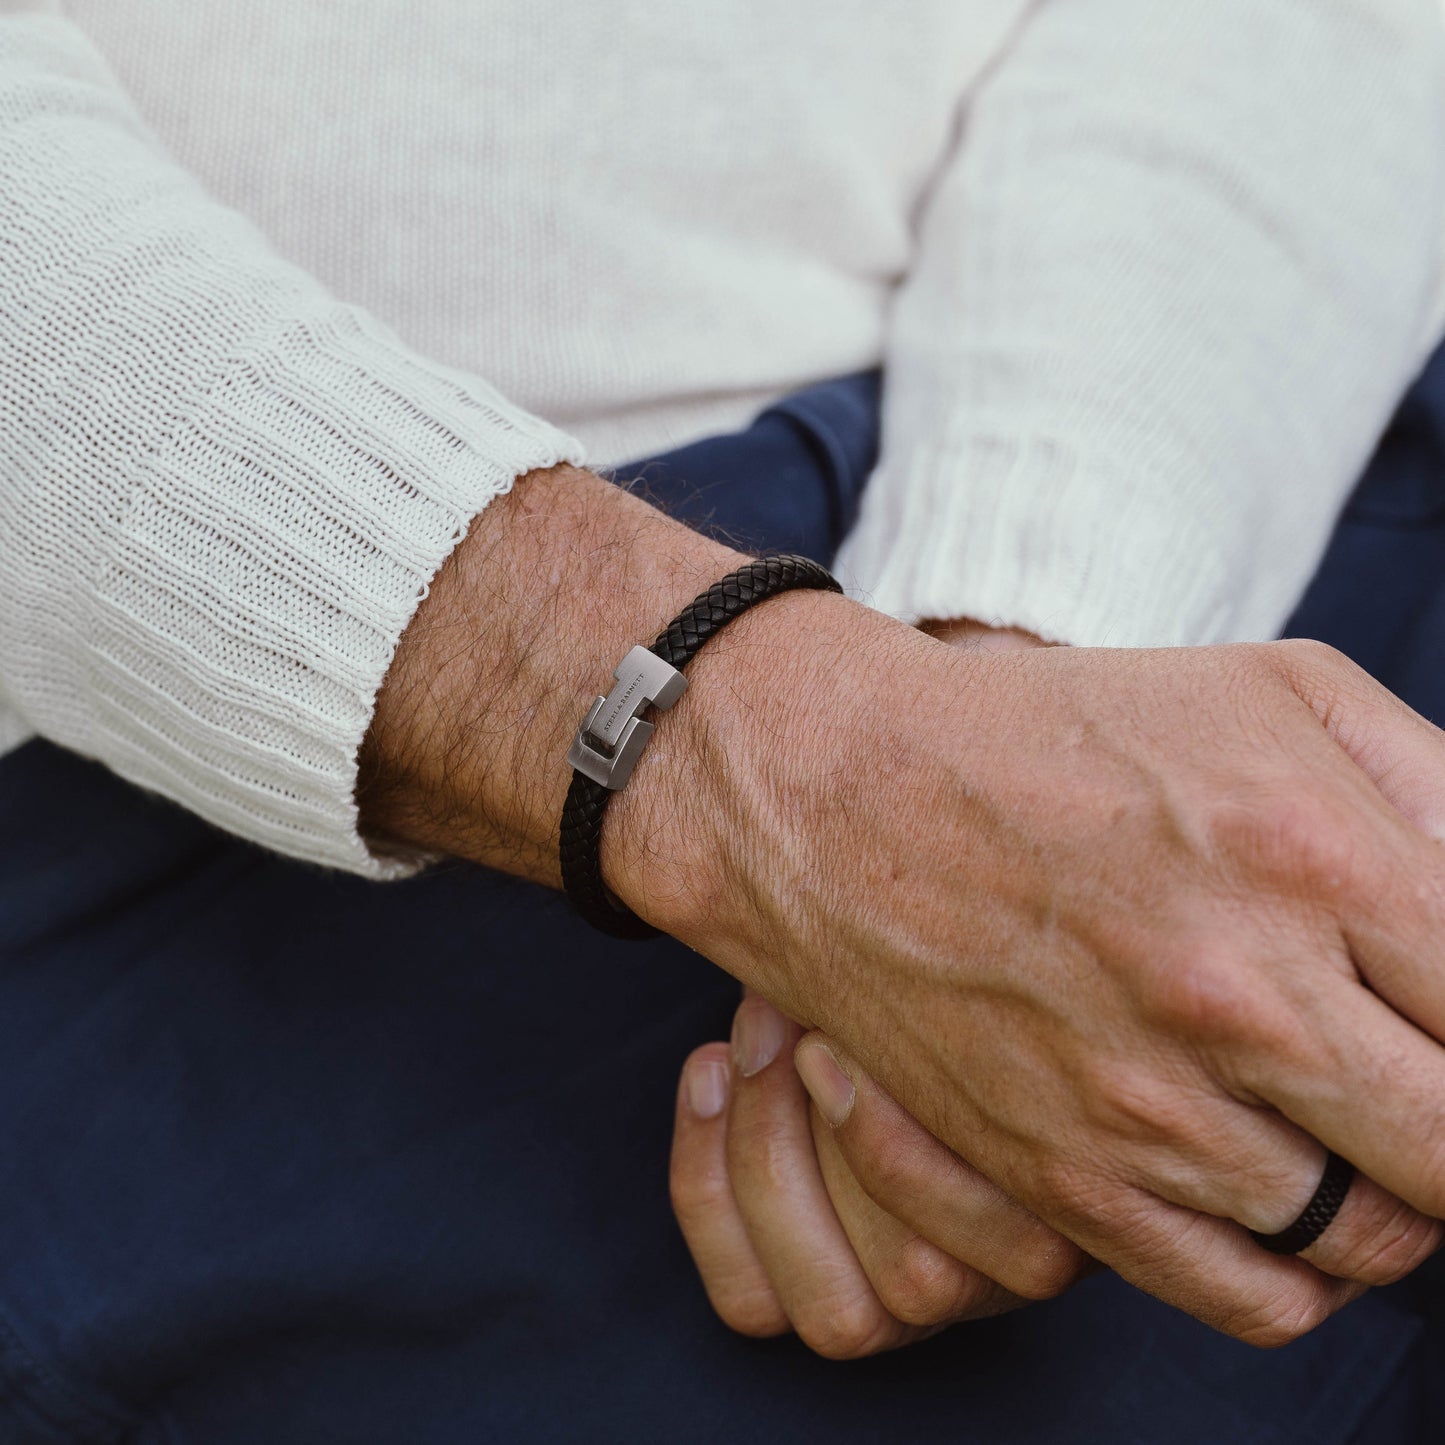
[[835, 434, 1320, 649], [0, 706, 31, 756], [0, 16, 585, 876], [82, 311, 584, 878]]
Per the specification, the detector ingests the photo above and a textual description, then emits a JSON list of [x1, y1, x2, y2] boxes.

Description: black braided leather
[[1248, 1152, 1354, 1255], [559, 555, 841, 938]]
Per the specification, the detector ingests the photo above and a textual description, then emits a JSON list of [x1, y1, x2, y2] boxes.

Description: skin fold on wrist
[[919, 618, 1053, 652]]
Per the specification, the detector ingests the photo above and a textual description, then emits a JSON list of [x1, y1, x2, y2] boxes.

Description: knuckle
[[1140, 946, 1271, 1049], [1276, 637, 1349, 678], [1274, 802, 1358, 889], [1208, 792, 1357, 892], [668, 1154, 729, 1229], [710, 1283, 790, 1340], [1269, 639, 1367, 704], [872, 1237, 976, 1326], [793, 1290, 898, 1361], [1222, 1284, 1333, 1350], [1004, 1237, 1091, 1302]]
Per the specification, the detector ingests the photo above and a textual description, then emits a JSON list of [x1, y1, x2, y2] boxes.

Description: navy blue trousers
[[2, 361, 1445, 1444]]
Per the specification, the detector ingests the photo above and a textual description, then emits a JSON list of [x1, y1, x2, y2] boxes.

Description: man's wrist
[[599, 584, 865, 949], [354, 457, 973, 991], [356, 462, 747, 890]]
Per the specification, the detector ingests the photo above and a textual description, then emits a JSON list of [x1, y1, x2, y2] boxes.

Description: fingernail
[[795, 1042, 856, 1127], [731, 997, 788, 1078], [685, 1056, 729, 1120]]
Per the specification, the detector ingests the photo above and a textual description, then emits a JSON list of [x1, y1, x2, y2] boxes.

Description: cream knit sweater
[[1, 1, 1443, 875]]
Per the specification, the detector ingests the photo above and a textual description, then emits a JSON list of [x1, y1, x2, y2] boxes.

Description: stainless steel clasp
[[567, 645, 688, 790]]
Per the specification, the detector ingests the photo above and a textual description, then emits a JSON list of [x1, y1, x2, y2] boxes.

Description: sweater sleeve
[[836, 0, 1445, 647], [0, 15, 583, 875]]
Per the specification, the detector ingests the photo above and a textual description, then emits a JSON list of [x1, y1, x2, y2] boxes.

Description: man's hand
[[670, 992, 1091, 1358], [616, 594, 1445, 1345], [363, 463, 1445, 1346]]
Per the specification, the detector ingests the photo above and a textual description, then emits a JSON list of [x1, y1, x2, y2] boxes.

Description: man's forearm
[[356, 453, 1445, 1351]]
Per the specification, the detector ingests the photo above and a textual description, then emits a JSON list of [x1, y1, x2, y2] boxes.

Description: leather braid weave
[[1247, 1152, 1354, 1255], [560, 554, 841, 939]]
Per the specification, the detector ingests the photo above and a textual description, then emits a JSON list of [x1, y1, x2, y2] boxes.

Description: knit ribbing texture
[[2, 5, 1444, 876]]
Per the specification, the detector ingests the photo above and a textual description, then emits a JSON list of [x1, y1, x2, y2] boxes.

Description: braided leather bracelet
[[559, 555, 842, 938]]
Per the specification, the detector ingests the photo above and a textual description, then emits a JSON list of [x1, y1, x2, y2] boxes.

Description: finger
[[809, 1103, 1025, 1326], [1054, 1178, 1371, 1349], [796, 1034, 1092, 1301], [1233, 647, 1445, 1045], [668, 1044, 788, 1338], [1050, 1053, 1443, 1289], [1157, 1142, 1443, 1291], [789, 1043, 1373, 1345], [727, 996, 922, 1359], [1338, 819, 1445, 1045], [1294, 1168, 1443, 1285], [1230, 966, 1445, 1226], [1274, 644, 1445, 1039], [1280, 639, 1445, 842]]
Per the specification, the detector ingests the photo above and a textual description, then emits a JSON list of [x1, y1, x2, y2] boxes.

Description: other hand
[[670, 991, 1092, 1357], [618, 599, 1445, 1347]]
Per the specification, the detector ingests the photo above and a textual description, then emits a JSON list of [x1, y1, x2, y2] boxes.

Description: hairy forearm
[[356, 460, 1056, 966]]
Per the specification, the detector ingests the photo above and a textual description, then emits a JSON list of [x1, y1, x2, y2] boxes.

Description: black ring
[[559, 554, 842, 938], [1247, 1152, 1355, 1255]]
